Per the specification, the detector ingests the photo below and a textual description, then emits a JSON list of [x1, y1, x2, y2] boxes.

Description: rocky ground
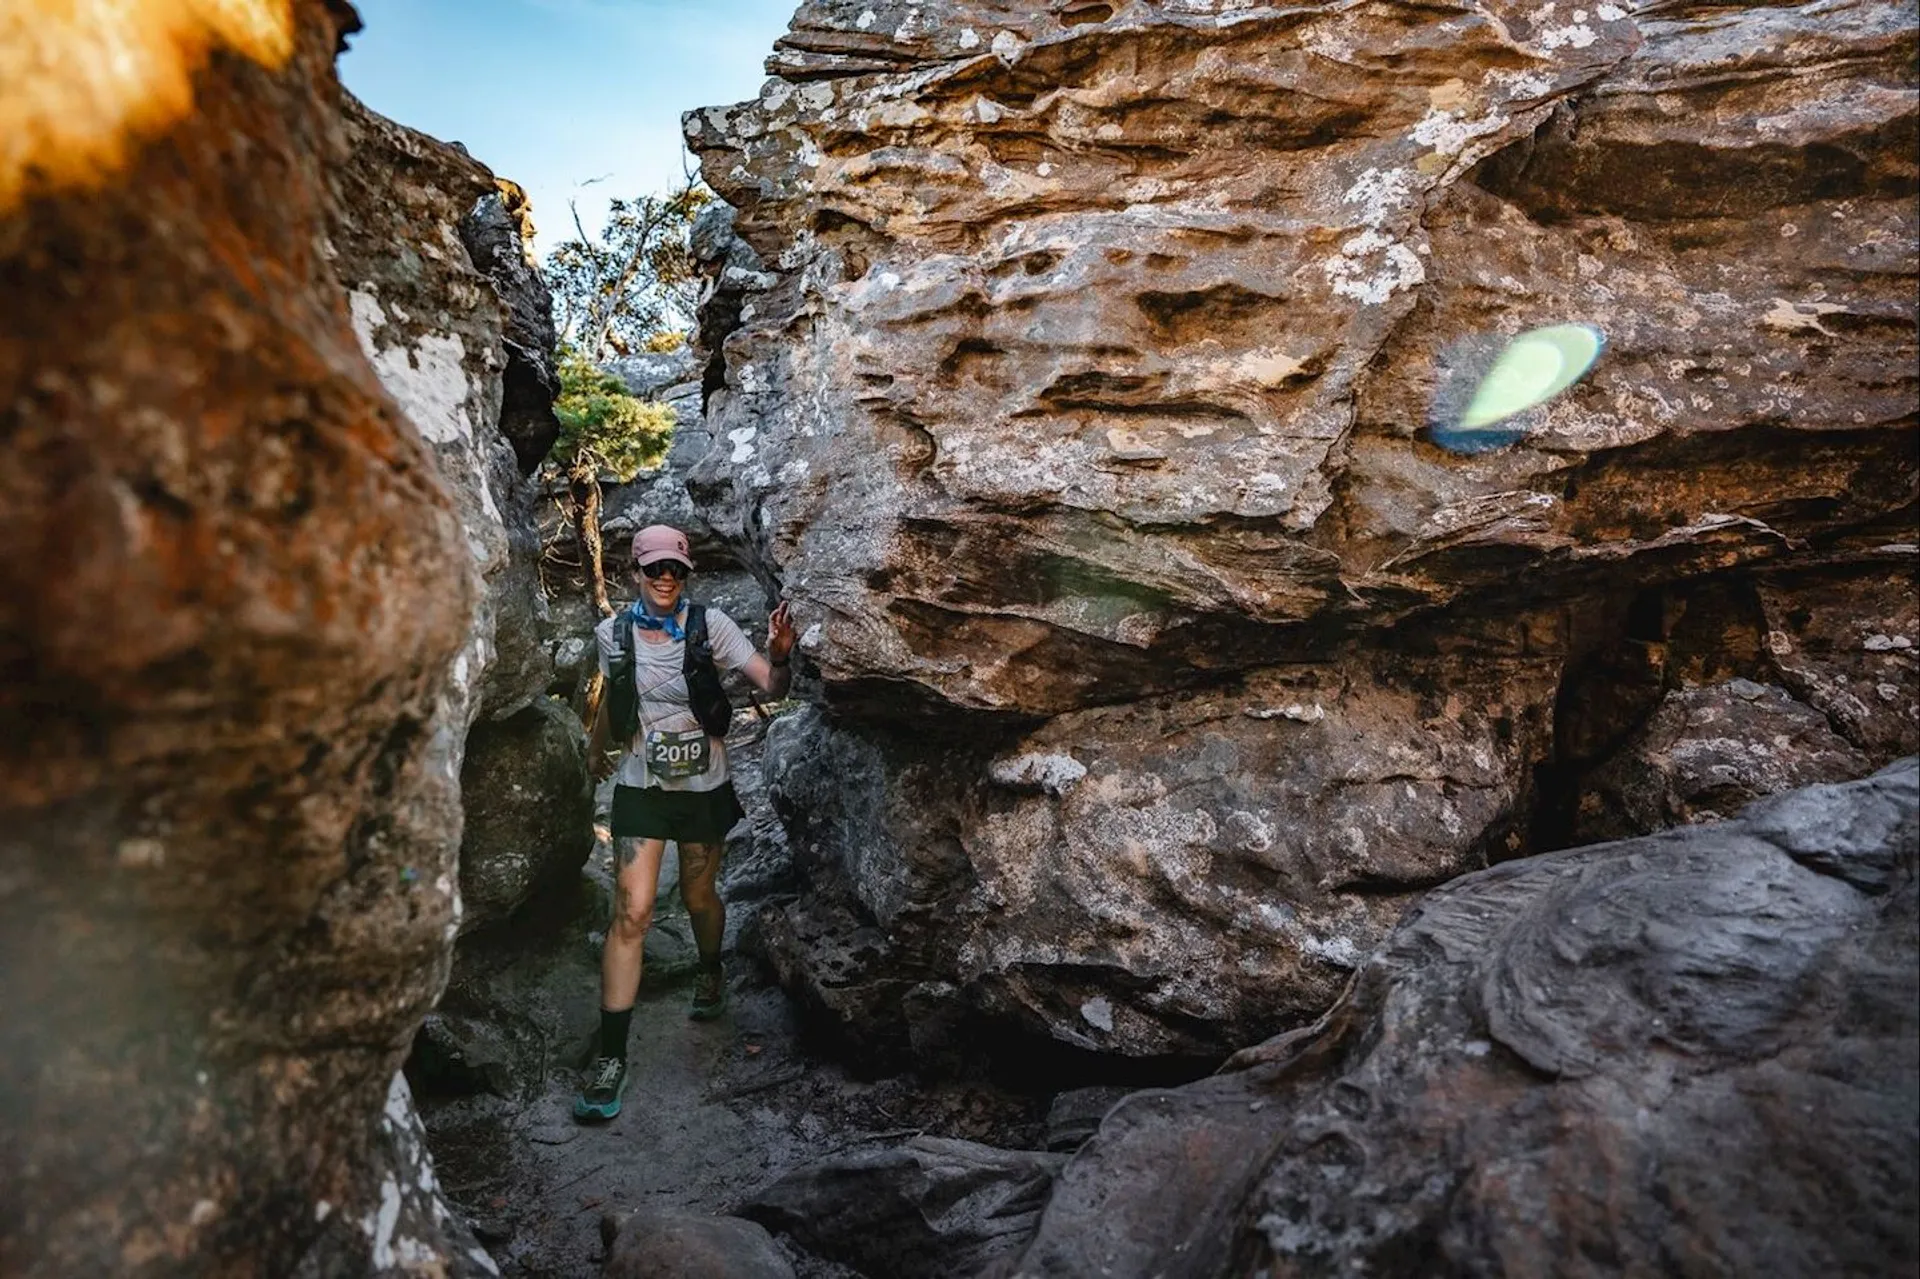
[[413, 725, 1063, 1277]]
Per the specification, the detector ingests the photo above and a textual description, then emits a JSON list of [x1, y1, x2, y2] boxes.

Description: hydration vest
[[606, 603, 734, 741]]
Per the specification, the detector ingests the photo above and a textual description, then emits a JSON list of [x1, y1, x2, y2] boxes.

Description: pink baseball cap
[[633, 524, 693, 569]]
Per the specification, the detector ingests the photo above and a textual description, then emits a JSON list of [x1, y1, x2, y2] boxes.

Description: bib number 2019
[[646, 729, 712, 780]]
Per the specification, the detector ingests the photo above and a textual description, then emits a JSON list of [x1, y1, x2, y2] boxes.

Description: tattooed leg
[[677, 841, 726, 969], [602, 836, 667, 1010]]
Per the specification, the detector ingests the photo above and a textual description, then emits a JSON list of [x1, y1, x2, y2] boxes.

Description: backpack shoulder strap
[[615, 604, 637, 663], [682, 603, 711, 673]]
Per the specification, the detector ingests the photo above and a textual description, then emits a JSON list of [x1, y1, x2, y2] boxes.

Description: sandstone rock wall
[[331, 92, 588, 936], [685, 0, 1917, 1059], [0, 2, 572, 1272]]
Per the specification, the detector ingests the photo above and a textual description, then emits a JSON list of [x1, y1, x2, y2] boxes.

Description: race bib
[[645, 727, 712, 780]]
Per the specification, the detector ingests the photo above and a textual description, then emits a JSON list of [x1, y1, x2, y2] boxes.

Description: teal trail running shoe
[[573, 1055, 627, 1122]]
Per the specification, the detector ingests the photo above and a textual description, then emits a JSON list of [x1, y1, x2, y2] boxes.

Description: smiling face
[[639, 559, 688, 613]]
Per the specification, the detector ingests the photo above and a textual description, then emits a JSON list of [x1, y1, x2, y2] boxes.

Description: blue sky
[[340, 0, 798, 254]]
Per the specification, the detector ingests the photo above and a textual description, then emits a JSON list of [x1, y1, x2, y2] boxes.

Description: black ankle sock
[[598, 1006, 634, 1060]]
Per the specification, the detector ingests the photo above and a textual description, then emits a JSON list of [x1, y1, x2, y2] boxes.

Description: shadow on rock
[[1003, 760, 1920, 1278]]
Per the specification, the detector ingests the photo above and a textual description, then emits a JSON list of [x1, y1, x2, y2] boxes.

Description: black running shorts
[[609, 781, 746, 844]]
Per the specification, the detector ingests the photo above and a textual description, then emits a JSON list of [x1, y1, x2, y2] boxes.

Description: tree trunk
[[570, 461, 612, 619], [569, 459, 613, 731], [580, 667, 606, 740]]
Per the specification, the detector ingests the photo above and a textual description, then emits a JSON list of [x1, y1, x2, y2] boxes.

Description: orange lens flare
[[0, 0, 297, 214]]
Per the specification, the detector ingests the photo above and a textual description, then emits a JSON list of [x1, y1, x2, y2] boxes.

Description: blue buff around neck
[[631, 598, 687, 640]]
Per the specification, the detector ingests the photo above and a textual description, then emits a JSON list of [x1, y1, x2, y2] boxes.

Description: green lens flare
[[1427, 323, 1607, 454], [1460, 324, 1603, 428]]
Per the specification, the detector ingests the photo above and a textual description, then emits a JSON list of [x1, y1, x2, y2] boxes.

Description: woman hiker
[[575, 523, 795, 1122]]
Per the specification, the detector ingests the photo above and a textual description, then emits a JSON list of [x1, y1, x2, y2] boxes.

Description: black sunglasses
[[640, 560, 689, 581]]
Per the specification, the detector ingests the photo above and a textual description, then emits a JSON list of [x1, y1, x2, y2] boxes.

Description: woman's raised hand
[[767, 601, 795, 663]]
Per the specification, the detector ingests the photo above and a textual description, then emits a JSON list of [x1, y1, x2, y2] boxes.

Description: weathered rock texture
[[0, 3, 563, 1274], [999, 759, 1920, 1277], [332, 90, 590, 934], [455, 698, 592, 930], [335, 91, 556, 734], [602, 1210, 797, 1279], [685, 0, 1918, 1058], [459, 178, 562, 476], [1570, 676, 1870, 842], [743, 1136, 1066, 1279]]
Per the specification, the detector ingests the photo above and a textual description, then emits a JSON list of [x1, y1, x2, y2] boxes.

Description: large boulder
[[1003, 760, 1920, 1277], [332, 83, 589, 943], [0, 3, 562, 1272], [681, 0, 1917, 1059], [755, 644, 1559, 1060], [457, 698, 594, 931]]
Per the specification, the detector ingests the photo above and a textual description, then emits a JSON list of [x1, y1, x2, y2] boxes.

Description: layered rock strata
[[686, 0, 1918, 1057], [0, 2, 569, 1273]]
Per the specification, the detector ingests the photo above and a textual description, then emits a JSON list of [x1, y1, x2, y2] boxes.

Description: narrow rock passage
[[417, 728, 1045, 1277]]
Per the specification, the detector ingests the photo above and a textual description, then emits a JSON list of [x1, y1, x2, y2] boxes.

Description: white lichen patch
[[1487, 67, 1557, 100], [729, 422, 760, 468], [1532, 1, 1599, 49], [1300, 24, 1354, 61], [1761, 297, 1848, 335], [348, 290, 475, 445], [1410, 104, 1510, 157], [1301, 932, 1362, 968], [1233, 348, 1309, 386], [1080, 996, 1115, 1032], [1223, 809, 1276, 853], [1244, 702, 1327, 722], [1325, 228, 1427, 304], [990, 751, 1090, 795], [362, 1176, 403, 1269], [1341, 167, 1416, 227], [957, 26, 980, 48]]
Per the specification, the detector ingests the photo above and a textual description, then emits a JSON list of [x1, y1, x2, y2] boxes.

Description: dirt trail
[[419, 739, 1042, 1277]]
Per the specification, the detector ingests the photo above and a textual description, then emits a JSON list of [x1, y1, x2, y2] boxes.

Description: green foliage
[[545, 182, 710, 361], [550, 351, 675, 482]]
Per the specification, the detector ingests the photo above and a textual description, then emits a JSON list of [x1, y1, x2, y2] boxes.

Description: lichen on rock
[[682, 0, 1918, 1060]]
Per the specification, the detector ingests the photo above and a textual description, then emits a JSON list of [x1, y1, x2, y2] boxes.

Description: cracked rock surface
[[680, 0, 1917, 1059], [1002, 759, 1920, 1277]]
